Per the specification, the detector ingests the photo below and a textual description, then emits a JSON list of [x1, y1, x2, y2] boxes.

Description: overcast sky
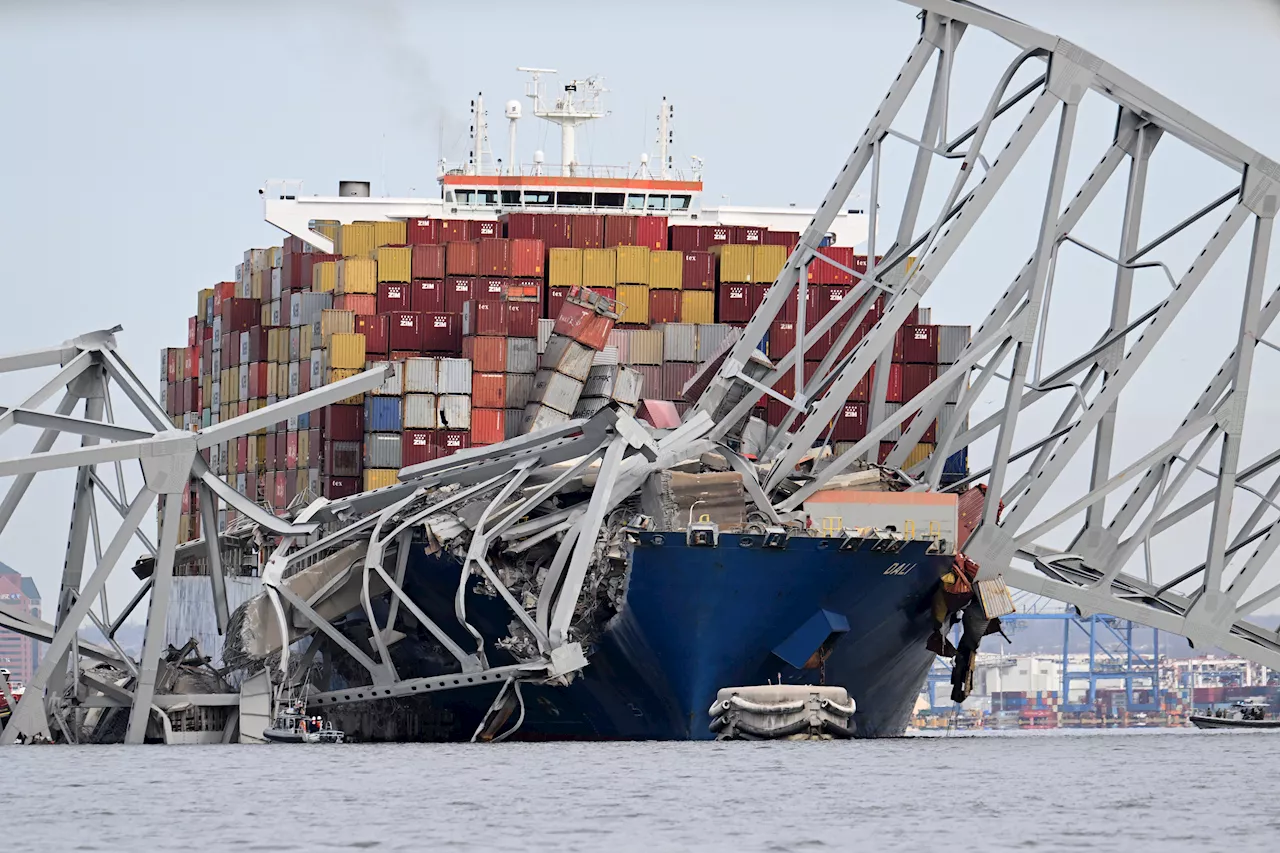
[[3, 0, 1280, 624]]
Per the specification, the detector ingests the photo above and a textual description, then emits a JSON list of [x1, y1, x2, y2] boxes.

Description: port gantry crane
[[3, 0, 1280, 744]]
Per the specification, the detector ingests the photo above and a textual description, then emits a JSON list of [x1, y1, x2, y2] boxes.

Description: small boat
[[262, 699, 345, 744], [1190, 699, 1280, 730]]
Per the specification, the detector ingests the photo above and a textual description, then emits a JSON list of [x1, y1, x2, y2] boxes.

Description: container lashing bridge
[[4, 0, 1280, 743]]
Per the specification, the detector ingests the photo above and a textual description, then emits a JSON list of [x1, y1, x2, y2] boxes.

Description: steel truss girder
[[687, 0, 1280, 673]]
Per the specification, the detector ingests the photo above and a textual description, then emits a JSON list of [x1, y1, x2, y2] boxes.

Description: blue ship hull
[[327, 534, 949, 740]]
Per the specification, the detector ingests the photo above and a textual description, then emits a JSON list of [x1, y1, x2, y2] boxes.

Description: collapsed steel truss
[[0, 329, 392, 743], [697, 0, 1280, 667]]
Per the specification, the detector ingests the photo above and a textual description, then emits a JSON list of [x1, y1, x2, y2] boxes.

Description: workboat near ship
[[262, 700, 345, 743], [1190, 700, 1280, 730], [158, 69, 988, 743]]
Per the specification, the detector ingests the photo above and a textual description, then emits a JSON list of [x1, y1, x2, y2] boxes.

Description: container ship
[[159, 71, 978, 741]]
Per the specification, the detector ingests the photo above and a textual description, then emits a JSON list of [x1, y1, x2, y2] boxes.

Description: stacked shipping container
[[162, 213, 967, 542]]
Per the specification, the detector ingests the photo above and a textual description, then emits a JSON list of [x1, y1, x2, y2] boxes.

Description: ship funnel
[[338, 181, 371, 198]]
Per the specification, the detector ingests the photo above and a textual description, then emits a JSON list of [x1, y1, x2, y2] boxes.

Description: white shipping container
[[239, 333, 250, 365], [883, 402, 903, 440], [210, 381, 220, 409], [288, 362, 300, 397], [212, 349, 221, 374], [522, 402, 571, 434], [612, 367, 642, 405], [289, 328, 301, 361], [573, 396, 612, 418], [212, 315, 222, 348], [531, 369, 585, 415], [238, 364, 249, 400], [937, 402, 964, 437], [658, 323, 698, 363], [937, 325, 971, 365], [696, 324, 741, 363], [437, 358, 472, 394], [592, 346, 619, 366], [270, 299, 281, 327], [404, 357, 438, 394], [504, 409, 523, 440], [309, 358, 322, 392], [290, 292, 332, 328], [271, 267, 282, 300], [540, 336, 597, 382], [623, 329, 663, 366], [917, 306, 932, 324], [372, 360, 404, 396], [504, 372, 535, 408], [537, 318, 555, 354], [364, 433, 403, 469], [209, 442, 221, 475], [403, 394, 438, 429], [438, 394, 472, 430], [505, 337, 538, 374], [158, 382, 168, 411]]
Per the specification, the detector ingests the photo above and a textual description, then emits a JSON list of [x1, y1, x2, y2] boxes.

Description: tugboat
[[262, 699, 346, 744], [1190, 699, 1280, 730]]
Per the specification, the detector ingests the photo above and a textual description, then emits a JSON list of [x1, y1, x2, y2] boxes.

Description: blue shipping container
[[297, 411, 310, 430], [366, 396, 403, 432], [943, 447, 968, 476]]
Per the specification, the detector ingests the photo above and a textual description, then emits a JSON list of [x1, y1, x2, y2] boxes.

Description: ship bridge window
[[626, 194, 646, 210], [523, 190, 554, 206], [501, 190, 520, 206], [455, 190, 474, 204], [670, 195, 691, 211], [557, 191, 591, 207], [595, 192, 624, 208], [646, 194, 668, 211], [474, 190, 499, 206]]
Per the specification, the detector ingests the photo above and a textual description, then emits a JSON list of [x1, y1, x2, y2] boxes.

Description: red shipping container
[[705, 225, 732, 247], [873, 294, 918, 325], [222, 298, 260, 333], [462, 300, 507, 336], [439, 220, 471, 243], [877, 441, 896, 465], [406, 218, 442, 245], [324, 477, 361, 499], [273, 472, 287, 509], [266, 433, 279, 469], [898, 325, 939, 364], [553, 300, 615, 350], [503, 301, 539, 338], [507, 279, 543, 305], [635, 216, 668, 250], [439, 430, 472, 457], [592, 286, 616, 304], [319, 404, 364, 441], [718, 284, 756, 323], [898, 408, 938, 443], [649, 290, 681, 324], [570, 215, 605, 249], [532, 214, 571, 249], [477, 238, 510, 277], [216, 280, 236, 301], [401, 429, 436, 466], [829, 402, 868, 441], [188, 316, 197, 347], [377, 282, 412, 314], [811, 246, 855, 285], [411, 244, 446, 280], [851, 363, 905, 403], [509, 238, 545, 277], [446, 241, 479, 276], [388, 311, 423, 351], [546, 286, 569, 320], [243, 326, 268, 361], [463, 336, 507, 372], [901, 363, 938, 401], [472, 374, 506, 409], [471, 409, 507, 445], [166, 350, 177, 382], [763, 230, 800, 253], [733, 226, 765, 245], [183, 347, 196, 379], [236, 436, 249, 474], [248, 362, 268, 399], [335, 294, 376, 315], [422, 312, 461, 353], [669, 226, 706, 252], [444, 276, 477, 314], [681, 251, 715, 291], [474, 221, 498, 239], [298, 358, 311, 394], [285, 431, 298, 470], [411, 279, 446, 313], [604, 215, 637, 247], [282, 252, 314, 291], [502, 213, 538, 240], [661, 362, 697, 400], [477, 277, 509, 302]]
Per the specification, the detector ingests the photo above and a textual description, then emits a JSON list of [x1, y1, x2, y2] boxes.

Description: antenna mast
[[657, 97, 674, 180], [519, 67, 607, 178]]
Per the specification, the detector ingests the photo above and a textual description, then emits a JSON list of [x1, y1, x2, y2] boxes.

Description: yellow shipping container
[[315, 220, 340, 245], [266, 364, 277, 397], [300, 324, 313, 354], [261, 302, 272, 328], [268, 246, 283, 269], [615, 284, 650, 325], [648, 250, 683, 289], [313, 261, 338, 293], [201, 375, 212, 408], [296, 468, 311, 499], [372, 220, 407, 248], [326, 333, 367, 370], [197, 288, 214, 317], [548, 248, 584, 287], [364, 469, 400, 491], [754, 244, 787, 283], [266, 329, 280, 363], [903, 443, 936, 468], [320, 309, 355, 338], [297, 431, 309, 469], [328, 367, 365, 405], [614, 246, 650, 285], [339, 222, 376, 259], [337, 258, 377, 294], [715, 244, 756, 283], [376, 245, 413, 283], [251, 269, 264, 301], [582, 248, 616, 288], [681, 291, 715, 325]]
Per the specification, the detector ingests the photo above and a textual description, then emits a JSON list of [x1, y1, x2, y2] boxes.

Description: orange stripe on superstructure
[[805, 491, 957, 506], [441, 175, 703, 191]]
